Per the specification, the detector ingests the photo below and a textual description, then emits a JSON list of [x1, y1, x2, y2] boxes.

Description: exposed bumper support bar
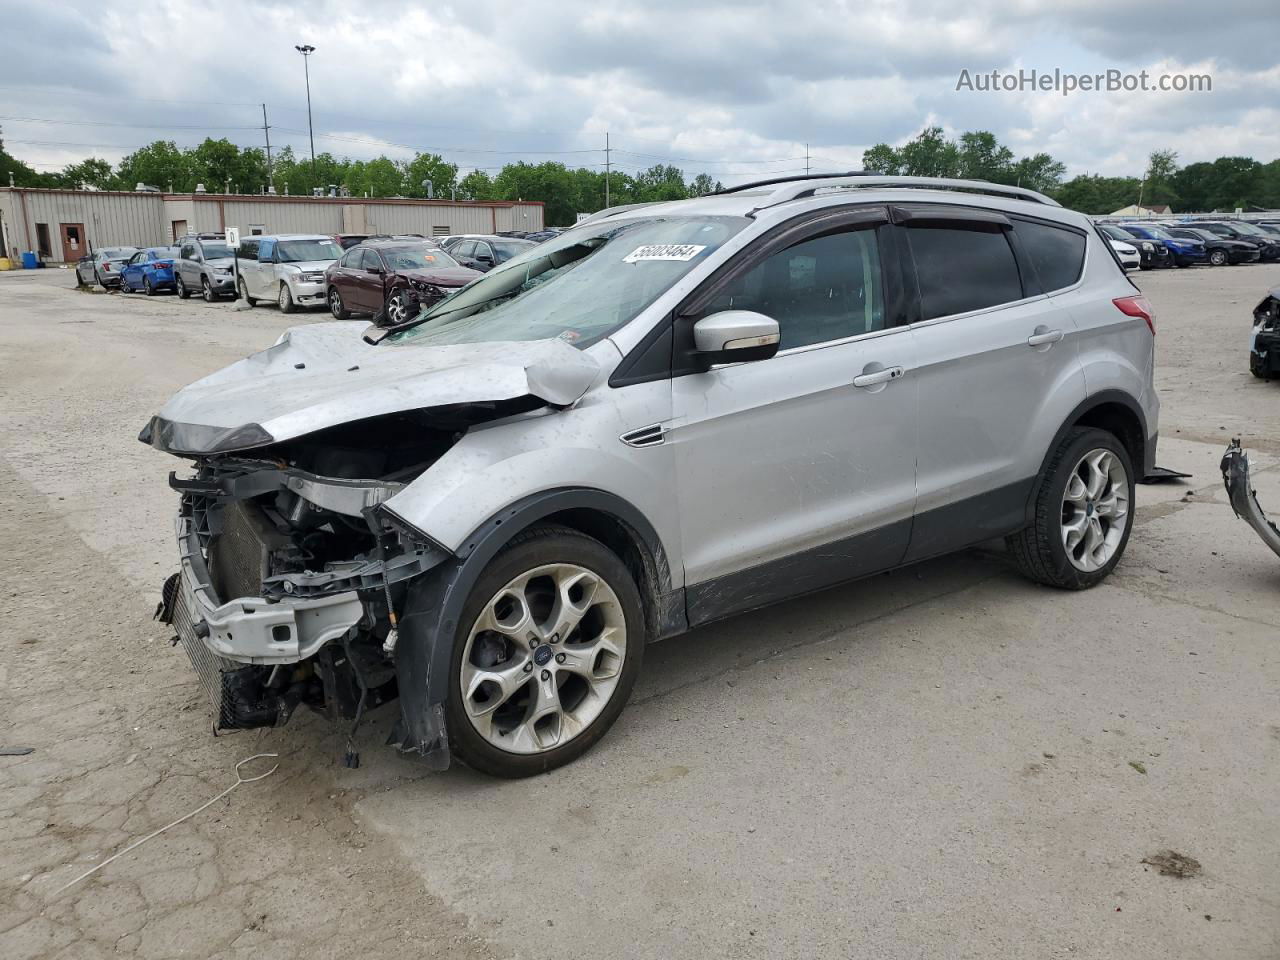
[[1221, 438, 1280, 560]]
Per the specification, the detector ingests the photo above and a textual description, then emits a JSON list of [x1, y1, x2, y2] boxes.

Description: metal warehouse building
[[0, 188, 545, 263]]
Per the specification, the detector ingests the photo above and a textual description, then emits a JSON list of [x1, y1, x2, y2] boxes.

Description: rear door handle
[[1027, 329, 1064, 346], [852, 365, 905, 388]]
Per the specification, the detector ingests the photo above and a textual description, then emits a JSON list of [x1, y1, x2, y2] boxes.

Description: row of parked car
[[75, 230, 547, 321], [1098, 219, 1280, 271]]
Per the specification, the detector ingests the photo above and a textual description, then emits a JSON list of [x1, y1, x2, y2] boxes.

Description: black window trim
[[610, 203, 901, 387]]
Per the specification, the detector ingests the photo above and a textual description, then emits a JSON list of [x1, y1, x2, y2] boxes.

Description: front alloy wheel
[[1209, 250, 1227, 266], [385, 289, 412, 325], [202, 277, 215, 302], [447, 527, 644, 777], [278, 283, 295, 313]]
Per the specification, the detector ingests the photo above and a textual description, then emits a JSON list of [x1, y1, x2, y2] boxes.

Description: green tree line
[[862, 126, 1280, 214], [6, 128, 1280, 223], [0, 135, 722, 226]]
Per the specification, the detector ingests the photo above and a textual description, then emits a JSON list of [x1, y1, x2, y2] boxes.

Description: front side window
[[388, 215, 748, 349], [1015, 219, 1086, 293], [360, 249, 384, 271], [702, 227, 885, 350], [906, 224, 1023, 320], [180, 244, 196, 260]]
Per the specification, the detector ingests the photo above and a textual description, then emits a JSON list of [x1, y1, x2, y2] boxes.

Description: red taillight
[[1113, 294, 1155, 336], [103, 262, 111, 271]]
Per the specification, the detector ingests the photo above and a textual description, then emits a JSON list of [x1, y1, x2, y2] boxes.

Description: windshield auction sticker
[[623, 244, 707, 263]]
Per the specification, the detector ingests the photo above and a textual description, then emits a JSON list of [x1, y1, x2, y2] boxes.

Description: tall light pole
[[294, 44, 317, 181]]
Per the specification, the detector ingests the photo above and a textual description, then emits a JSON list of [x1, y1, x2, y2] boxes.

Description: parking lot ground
[[1, 264, 1278, 959]]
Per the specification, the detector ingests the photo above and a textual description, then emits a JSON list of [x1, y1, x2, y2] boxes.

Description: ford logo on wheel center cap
[[533, 644, 554, 666]]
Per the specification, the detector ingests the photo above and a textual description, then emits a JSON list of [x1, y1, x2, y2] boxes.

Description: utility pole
[[261, 103, 273, 188], [295, 44, 317, 177], [805, 143, 810, 176], [604, 131, 611, 208]]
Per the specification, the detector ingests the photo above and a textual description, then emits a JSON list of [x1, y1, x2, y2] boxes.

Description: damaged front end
[[1249, 288, 1280, 379], [1221, 438, 1280, 560], [144, 325, 601, 768]]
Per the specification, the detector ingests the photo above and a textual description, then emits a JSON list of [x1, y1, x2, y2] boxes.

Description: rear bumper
[[173, 513, 364, 666]]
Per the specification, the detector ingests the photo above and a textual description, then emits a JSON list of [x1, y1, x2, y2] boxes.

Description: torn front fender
[[1221, 438, 1280, 560]]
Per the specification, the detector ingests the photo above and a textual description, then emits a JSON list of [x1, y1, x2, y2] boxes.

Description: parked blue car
[[1118, 224, 1207, 267], [119, 247, 178, 295]]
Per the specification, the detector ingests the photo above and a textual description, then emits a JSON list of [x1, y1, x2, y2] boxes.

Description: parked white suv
[[144, 175, 1158, 777], [235, 234, 340, 312]]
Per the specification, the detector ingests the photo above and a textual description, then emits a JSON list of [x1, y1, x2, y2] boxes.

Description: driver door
[[669, 208, 919, 625]]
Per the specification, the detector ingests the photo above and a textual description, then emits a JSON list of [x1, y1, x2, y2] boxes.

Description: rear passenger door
[[899, 206, 1087, 562]]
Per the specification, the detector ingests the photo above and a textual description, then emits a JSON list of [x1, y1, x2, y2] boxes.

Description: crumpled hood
[[403, 265, 481, 287], [143, 322, 601, 455]]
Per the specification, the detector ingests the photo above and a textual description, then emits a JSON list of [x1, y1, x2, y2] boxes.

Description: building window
[[432, 225, 450, 237], [35, 223, 52, 257], [249, 224, 265, 236]]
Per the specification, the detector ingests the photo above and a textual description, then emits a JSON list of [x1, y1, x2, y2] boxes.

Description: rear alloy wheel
[[1209, 250, 1227, 266], [93, 268, 104, 288], [238, 277, 256, 306], [144, 276, 156, 296], [384, 289, 412, 325], [1006, 427, 1134, 589], [176, 275, 190, 299], [329, 287, 350, 320], [201, 277, 215, 302], [447, 526, 644, 777], [278, 283, 296, 314]]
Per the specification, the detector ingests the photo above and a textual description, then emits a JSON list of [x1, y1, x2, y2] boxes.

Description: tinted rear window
[[906, 224, 1023, 320], [1015, 220, 1087, 293]]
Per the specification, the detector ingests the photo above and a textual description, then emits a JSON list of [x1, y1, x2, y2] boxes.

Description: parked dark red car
[[325, 240, 481, 324]]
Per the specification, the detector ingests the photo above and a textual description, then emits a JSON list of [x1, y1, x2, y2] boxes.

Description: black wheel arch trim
[[389, 486, 681, 763]]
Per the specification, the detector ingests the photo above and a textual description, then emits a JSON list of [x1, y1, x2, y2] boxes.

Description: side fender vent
[[620, 424, 666, 448]]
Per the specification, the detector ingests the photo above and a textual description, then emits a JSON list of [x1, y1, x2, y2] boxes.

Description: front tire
[[1209, 250, 1227, 266], [384, 288, 415, 325], [176, 275, 190, 298], [446, 526, 645, 778], [278, 283, 296, 314], [201, 277, 215, 302], [1007, 428, 1135, 589]]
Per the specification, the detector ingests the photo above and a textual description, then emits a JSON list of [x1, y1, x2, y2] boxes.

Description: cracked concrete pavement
[[1, 263, 1278, 958]]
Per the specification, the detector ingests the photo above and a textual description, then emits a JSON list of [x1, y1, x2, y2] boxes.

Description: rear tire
[[144, 276, 156, 296], [445, 525, 645, 778], [238, 277, 256, 306], [1007, 428, 1135, 590]]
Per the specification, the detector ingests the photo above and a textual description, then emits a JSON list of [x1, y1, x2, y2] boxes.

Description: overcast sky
[[2, 0, 1277, 184]]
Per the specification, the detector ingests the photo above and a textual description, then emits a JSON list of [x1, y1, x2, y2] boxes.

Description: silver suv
[[235, 234, 340, 312], [174, 235, 237, 301], [143, 175, 1158, 778]]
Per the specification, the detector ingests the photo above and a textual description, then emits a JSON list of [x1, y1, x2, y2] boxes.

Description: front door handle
[[1027, 328, 1064, 346], [853, 365, 905, 388]]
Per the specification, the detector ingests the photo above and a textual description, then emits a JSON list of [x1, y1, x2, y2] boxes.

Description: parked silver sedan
[[75, 247, 139, 289]]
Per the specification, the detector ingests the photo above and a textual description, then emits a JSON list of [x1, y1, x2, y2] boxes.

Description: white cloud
[[1, 0, 1277, 183]]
